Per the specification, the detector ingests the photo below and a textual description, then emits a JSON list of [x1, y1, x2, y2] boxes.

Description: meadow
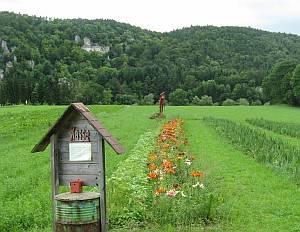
[[1, 105, 300, 231]]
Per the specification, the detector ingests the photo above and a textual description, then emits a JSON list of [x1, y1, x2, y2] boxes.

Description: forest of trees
[[263, 60, 300, 106], [1, 11, 300, 106]]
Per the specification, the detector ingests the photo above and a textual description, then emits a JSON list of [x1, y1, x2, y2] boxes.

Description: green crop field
[[1, 105, 300, 232]]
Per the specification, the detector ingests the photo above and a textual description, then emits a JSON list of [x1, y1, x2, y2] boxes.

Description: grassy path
[[185, 120, 300, 232]]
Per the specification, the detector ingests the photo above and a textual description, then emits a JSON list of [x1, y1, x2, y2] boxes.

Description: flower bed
[[146, 119, 213, 226], [108, 119, 214, 229]]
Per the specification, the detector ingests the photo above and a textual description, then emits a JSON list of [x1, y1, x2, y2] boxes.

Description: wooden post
[[99, 138, 107, 231], [51, 135, 58, 232]]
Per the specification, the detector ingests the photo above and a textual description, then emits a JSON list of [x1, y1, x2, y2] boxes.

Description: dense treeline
[[263, 60, 300, 106], [1, 11, 300, 105]]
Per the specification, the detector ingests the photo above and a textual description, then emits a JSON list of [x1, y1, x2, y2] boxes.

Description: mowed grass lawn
[[1, 105, 300, 231]]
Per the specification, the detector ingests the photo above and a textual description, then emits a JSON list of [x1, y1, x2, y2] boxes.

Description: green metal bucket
[[55, 192, 100, 232]]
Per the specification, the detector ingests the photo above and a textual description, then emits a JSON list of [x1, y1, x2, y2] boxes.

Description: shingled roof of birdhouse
[[31, 103, 124, 154]]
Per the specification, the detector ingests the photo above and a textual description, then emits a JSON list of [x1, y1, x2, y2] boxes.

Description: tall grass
[[203, 117, 300, 183], [108, 131, 156, 228], [246, 118, 300, 138]]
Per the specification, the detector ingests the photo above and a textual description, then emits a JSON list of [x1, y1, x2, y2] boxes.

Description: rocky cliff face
[[81, 37, 110, 53], [0, 69, 3, 80], [1, 40, 9, 53]]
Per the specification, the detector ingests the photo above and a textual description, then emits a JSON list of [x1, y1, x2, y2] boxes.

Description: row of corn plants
[[246, 118, 300, 139], [107, 131, 156, 228], [146, 119, 214, 227], [203, 117, 300, 183]]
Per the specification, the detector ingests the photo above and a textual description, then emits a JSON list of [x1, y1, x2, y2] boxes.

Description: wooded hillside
[[1, 11, 300, 105]]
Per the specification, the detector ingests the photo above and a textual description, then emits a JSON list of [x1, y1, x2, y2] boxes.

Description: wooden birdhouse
[[32, 103, 124, 232]]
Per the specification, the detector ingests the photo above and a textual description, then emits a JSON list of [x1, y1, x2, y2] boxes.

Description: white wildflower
[[192, 182, 200, 188], [185, 159, 192, 166]]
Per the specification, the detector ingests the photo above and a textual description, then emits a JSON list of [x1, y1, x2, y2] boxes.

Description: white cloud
[[1, 0, 300, 34]]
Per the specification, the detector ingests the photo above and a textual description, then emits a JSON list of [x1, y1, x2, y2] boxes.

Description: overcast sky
[[1, 0, 300, 34]]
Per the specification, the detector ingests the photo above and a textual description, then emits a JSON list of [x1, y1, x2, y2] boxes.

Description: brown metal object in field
[[159, 92, 165, 114]]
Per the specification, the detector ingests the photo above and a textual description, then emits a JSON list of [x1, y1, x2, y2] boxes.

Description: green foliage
[[292, 64, 300, 105], [191, 96, 201, 105], [238, 98, 249, 106], [204, 117, 300, 183], [200, 95, 213, 106], [192, 95, 213, 106], [3, 12, 300, 105], [222, 98, 237, 106], [74, 81, 104, 104], [262, 60, 297, 104], [149, 190, 212, 226], [169, 89, 189, 105], [115, 93, 138, 105], [108, 132, 156, 226], [251, 99, 262, 105], [140, 93, 154, 105], [262, 59, 300, 106], [247, 118, 300, 139], [102, 89, 113, 105]]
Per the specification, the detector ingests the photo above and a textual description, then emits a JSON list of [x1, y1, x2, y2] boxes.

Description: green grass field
[[1, 105, 300, 231]]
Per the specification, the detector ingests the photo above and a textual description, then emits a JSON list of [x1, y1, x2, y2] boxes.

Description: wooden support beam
[[99, 138, 107, 231], [51, 135, 58, 232]]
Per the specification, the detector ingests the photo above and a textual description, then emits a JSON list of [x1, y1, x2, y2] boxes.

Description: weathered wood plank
[[59, 174, 100, 186], [51, 135, 58, 232], [62, 122, 95, 131], [59, 161, 100, 164], [99, 138, 106, 231], [58, 163, 100, 175]]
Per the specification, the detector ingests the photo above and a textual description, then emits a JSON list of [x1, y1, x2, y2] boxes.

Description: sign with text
[[70, 127, 91, 142], [69, 142, 91, 161]]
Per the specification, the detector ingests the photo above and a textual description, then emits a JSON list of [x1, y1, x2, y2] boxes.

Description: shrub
[[191, 96, 201, 105], [169, 89, 189, 105], [222, 98, 237, 106], [199, 95, 213, 106], [115, 94, 138, 105], [140, 93, 154, 105], [252, 100, 262, 106], [192, 95, 213, 106], [238, 98, 249, 106]]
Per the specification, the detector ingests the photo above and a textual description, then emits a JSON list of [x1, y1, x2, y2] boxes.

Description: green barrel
[[55, 192, 100, 232]]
